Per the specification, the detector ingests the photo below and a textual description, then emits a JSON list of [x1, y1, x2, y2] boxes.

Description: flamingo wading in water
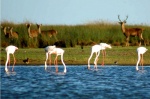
[[5, 45, 18, 72], [88, 43, 111, 70], [136, 47, 148, 71], [44, 45, 67, 73]]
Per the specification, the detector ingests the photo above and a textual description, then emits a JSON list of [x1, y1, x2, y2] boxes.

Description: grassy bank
[[1, 21, 150, 48], [1, 46, 150, 66]]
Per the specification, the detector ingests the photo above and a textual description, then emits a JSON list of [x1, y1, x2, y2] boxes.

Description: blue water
[[1, 65, 150, 99]]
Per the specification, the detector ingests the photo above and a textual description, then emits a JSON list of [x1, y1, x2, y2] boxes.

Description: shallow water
[[1, 65, 150, 99]]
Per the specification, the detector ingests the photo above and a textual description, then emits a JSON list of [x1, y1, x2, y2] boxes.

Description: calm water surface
[[1, 65, 150, 99]]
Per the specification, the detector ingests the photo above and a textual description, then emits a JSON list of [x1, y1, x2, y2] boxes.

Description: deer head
[[118, 15, 128, 25], [36, 24, 42, 34]]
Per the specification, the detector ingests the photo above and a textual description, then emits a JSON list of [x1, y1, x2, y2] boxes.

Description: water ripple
[[1, 65, 150, 99]]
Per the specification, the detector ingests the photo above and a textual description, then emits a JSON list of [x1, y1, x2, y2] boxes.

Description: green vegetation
[[1, 21, 150, 48], [1, 46, 150, 65], [1, 21, 150, 66]]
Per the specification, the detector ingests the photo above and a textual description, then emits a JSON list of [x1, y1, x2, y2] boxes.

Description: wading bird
[[5, 45, 18, 72], [136, 47, 148, 71], [88, 43, 111, 70], [44, 45, 66, 73], [23, 58, 29, 64]]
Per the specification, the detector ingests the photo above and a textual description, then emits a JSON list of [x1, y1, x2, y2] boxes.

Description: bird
[[136, 47, 148, 71], [99, 43, 112, 66], [114, 61, 118, 64], [45, 45, 56, 70], [23, 58, 29, 64], [5, 45, 18, 72], [88, 43, 111, 70], [44, 45, 67, 73]]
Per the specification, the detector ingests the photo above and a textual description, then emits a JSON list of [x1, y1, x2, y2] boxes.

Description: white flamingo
[[44, 45, 66, 73], [5, 45, 18, 72], [45, 45, 56, 70], [136, 47, 148, 71], [88, 43, 111, 70]]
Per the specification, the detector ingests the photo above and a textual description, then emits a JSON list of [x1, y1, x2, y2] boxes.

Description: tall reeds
[[1, 21, 150, 48]]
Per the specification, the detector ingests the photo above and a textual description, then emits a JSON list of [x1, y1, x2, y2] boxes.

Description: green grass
[[1, 21, 150, 48], [1, 46, 150, 66]]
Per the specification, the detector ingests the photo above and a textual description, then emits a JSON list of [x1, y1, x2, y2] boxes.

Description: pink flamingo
[[136, 47, 148, 71], [5, 45, 18, 72], [88, 43, 111, 70], [44, 45, 67, 73]]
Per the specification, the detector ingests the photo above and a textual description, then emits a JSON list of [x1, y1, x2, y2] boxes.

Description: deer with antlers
[[36, 24, 58, 41], [9, 27, 18, 39], [1, 26, 11, 38], [118, 15, 144, 46], [26, 24, 39, 38]]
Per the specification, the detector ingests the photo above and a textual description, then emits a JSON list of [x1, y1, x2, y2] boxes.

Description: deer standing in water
[[118, 15, 144, 46], [36, 24, 58, 41], [26, 24, 39, 38], [9, 27, 18, 39]]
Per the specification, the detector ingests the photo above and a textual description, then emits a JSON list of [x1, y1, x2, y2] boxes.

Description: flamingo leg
[[12, 54, 16, 72], [101, 50, 106, 66], [94, 52, 98, 69], [5, 54, 9, 72], [88, 52, 94, 70], [48, 54, 51, 70], [61, 53, 66, 73], [141, 54, 144, 70], [54, 55, 58, 73], [8, 54, 10, 70], [136, 53, 141, 71], [45, 53, 48, 70], [94, 51, 100, 70]]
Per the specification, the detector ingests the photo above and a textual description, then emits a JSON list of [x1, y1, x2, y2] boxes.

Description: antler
[[124, 16, 128, 22], [118, 15, 122, 22]]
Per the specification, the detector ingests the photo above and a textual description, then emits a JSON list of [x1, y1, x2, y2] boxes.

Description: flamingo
[[100, 43, 112, 66], [45, 45, 56, 70], [5, 45, 18, 72], [136, 47, 148, 71], [88, 43, 111, 70], [44, 46, 66, 73]]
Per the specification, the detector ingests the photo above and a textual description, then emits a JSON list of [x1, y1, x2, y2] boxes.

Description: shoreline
[[1, 63, 150, 66]]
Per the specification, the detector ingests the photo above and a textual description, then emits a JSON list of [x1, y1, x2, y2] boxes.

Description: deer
[[26, 24, 39, 38], [1, 26, 10, 38], [36, 24, 58, 41], [118, 15, 144, 46], [9, 27, 18, 39]]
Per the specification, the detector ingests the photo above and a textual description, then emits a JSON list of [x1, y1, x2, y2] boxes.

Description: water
[[1, 65, 150, 99]]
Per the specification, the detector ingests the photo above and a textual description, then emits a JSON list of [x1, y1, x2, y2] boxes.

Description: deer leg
[[139, 40, 141, 46], [138, 38, 141, 46], [126, 37, 130, 46], [125, 38, 128, 46], [139, 33, 144, 46]]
